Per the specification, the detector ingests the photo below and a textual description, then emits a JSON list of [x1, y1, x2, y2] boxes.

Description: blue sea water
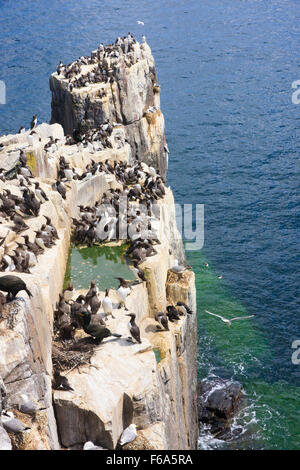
[[0, 0, 299, 450]]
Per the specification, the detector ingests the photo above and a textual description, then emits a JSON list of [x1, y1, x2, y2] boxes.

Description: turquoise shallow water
[[0, 0, 299, 450]]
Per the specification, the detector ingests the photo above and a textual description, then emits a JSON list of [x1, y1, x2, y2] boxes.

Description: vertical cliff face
[[49, 37, 198, 449], [50, 40, 168, 179], [0, 36, 198, 450]]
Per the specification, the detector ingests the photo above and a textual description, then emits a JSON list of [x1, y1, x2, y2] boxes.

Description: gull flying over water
[[205, 310, 255, 327], [137, 20, 145, 26]]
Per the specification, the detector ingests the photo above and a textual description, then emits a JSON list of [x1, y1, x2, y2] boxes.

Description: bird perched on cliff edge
[[171, 259, 192, 276], [52, 370, 74, 391], [155, 311, 169, 331], [119, 423, 137, 446], [18, 394, 39, 416], [126, 313, 141, 343], [80, 311, 121, 344], [1, 411, 31, 433], [30, 115, 37, 130], [176, 301, 193, 315], [0, 275, 32, 301], [102, 288, 115, 319], [115, 277, 131, 310]]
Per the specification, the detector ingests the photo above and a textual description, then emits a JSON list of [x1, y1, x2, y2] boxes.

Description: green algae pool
[[64, 243, 136, 291]]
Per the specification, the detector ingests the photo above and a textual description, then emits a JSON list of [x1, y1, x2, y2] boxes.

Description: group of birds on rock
[[154, 302, 194, 332], [16, 114, 38, 134], [55, 33, 150, 92], [54, 278, 142, 347], [0, 385, 40, 438], [0, 214, 58, 275], [0, 141, 60, 277], [71, 159, 165, 247]]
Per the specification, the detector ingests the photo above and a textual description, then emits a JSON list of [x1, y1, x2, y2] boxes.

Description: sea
[[0, 0, 299, 450]]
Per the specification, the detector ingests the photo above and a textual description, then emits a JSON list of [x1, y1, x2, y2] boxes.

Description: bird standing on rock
[[18, 394, 39, 416], [89, 290, 101, 315], [34, 182, 49, 203], [63, 282, 74, 302], [176, 301, 193, 315], [1, 411, 31, 433], [102, 288, 115, 319], [52, 370, 74, 391], [119, 423, 137, 446], [166, 305, 181, 322], [115, 277, 131, 310], [126, 313, 141, 343], [155, 311, 169, 331], [0, 275, 32, 301], [80, 311, 121, 344], [85, 280, 97, 304], [132, 261, 146, 282], [171, 259, 191, 276], [30, 115, 37, 130]]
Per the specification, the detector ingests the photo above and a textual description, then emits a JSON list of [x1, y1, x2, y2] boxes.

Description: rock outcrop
[[0, 36, 198, 450], [197, 378, 243, 439], [50, 38, 168, 179]]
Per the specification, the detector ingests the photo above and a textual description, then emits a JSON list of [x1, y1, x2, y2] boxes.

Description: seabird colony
[[0, 33, 194, 449]]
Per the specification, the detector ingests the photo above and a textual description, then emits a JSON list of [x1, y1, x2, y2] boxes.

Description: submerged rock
[[197, 378, 243, 439]]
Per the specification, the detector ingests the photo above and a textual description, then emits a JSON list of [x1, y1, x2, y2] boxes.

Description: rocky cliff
[[0, 36, 198, 450], [50, 38, 168, 180]]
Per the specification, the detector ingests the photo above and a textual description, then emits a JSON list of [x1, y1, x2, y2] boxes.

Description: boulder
[[197, 378, 243, 439]]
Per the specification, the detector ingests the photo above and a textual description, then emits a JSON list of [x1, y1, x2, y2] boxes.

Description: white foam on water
[[197, 425, 225, 450]]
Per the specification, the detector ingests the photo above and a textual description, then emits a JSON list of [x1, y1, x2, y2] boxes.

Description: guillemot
[[126, 313, 141, 344]]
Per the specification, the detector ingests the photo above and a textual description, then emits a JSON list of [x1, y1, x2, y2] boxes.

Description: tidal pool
[[64, 243, 136, 291]]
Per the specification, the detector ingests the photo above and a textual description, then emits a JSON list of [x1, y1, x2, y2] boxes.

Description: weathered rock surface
[[0, 36, 198, 450], [50, 39, 168, 179], [197, 378, 243, 439]]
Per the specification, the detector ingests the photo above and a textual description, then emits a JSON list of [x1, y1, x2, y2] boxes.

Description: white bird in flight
[[137, 20, 145, 26], [205, 310, 255, 327]]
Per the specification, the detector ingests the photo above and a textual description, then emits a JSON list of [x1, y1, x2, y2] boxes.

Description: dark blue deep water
[[0, 0, 299, 450]]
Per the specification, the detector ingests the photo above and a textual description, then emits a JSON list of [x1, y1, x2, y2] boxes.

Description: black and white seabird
[[34, 182, 49, 203], [52, 370, 74, 391], [155, 311, 169, 331], [30, 115, 37, 130], [176, 301, 193, 315], [102, 288, 115, 319], [132, 261, 146, 282], [126, 313, 141, 343], [115, 277, 131, 310], [166, 305, 181, 322]]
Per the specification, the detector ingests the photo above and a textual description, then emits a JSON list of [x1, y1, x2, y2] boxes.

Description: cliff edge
[[0, 35, 198, 450]]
